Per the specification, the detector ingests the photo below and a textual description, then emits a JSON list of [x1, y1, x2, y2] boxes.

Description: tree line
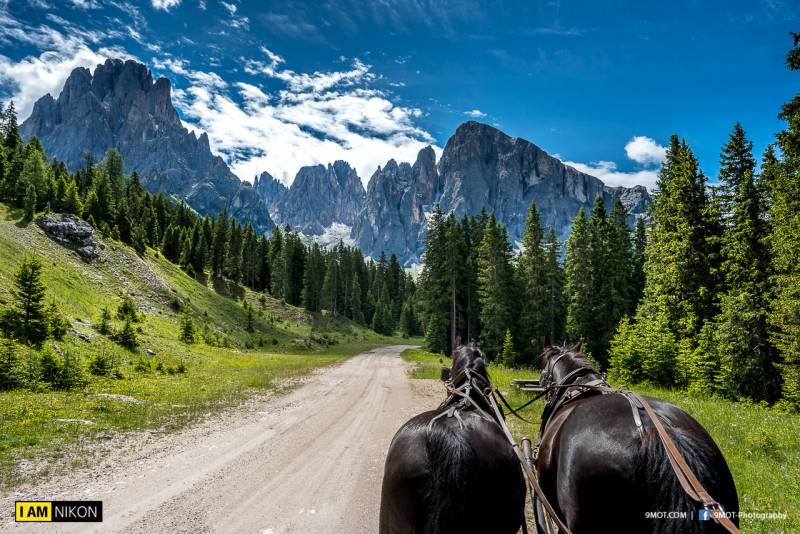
[[416, 198, 644, 368], [418, 34, 800, 410], [0, 103, 418, 345]]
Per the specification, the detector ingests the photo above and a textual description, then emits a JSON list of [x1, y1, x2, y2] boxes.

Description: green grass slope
[[402, 349, 799, 534], [0, 203, 414, 488]]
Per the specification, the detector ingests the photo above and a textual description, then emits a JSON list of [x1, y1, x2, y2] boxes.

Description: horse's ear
[[543, 336, 552, 348], [453, 336, 461, 349], [572, 340, 583, 352]]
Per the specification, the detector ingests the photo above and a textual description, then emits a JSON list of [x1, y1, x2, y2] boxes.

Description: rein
[[531, 349, 740, 534], [432, 348, 740, 534]]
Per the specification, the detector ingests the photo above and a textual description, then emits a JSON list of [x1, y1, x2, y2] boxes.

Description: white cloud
[[174, 51, 437, 186], [464, 109, 486, 118], [560, 159, 659, 190], [69, 0, 101, 8], [0, 12, 136, 118], [151, 0, 180, 10], [624, 135, 666, 165]]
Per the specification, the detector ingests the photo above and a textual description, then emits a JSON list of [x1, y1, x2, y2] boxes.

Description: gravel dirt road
[[2, 345, 444, 533]]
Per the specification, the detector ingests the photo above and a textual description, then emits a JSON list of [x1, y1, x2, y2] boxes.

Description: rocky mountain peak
[[21, 58, 273, 233], [272, 161, 365, 235]]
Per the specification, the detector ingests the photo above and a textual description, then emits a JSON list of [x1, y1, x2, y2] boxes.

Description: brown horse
[[379, 340, 526, 534], [534, 343, 739, 533]]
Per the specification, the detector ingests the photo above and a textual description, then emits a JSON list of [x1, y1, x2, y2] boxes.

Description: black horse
[[379, 340, 526, 534], [535, 343, 739, 534]]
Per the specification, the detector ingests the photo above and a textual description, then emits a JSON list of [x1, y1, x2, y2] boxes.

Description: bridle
[[430, 345, 741, 534]]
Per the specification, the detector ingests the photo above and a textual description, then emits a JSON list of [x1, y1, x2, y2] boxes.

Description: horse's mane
[[541, 343, 597, 372], [451, 342, 490, 385]]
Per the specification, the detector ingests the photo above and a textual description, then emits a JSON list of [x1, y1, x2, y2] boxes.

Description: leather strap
[[633, 393, 740, 534]]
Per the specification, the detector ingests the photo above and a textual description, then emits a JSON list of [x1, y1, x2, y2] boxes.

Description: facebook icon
[[698, 509, 712, 521]]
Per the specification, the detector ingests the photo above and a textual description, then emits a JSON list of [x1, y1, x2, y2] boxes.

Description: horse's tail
[[636, 416, 739, 534], [422, 421, 476, 534]]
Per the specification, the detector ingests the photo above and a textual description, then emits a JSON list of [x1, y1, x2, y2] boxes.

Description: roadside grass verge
[[0, 202, 413, 489], [401, 348, 800, 534]]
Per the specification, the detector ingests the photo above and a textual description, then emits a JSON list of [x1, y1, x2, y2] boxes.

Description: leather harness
[[431, 351, 740, 534]]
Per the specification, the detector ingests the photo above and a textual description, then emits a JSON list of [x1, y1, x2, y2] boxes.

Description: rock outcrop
[[37, 213, 101, 260], [21, 59, 273, 233], [274, 161, 365, 234], [354, 122, 651, 264], [353, 146, 440, 264], [253, 171, 288, 219]]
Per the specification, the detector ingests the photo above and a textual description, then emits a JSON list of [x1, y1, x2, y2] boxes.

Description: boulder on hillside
[[37, 213, 101, 260]]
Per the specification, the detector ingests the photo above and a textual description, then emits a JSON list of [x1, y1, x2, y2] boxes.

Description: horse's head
[[449, 337, 490, 390], [539, 341, 598, 398]]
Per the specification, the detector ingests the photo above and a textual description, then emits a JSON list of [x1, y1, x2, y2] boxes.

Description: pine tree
[[96, 306, 113, 335], [62, 179, 83, 215], [23, 182, 36, 220], [518, 201, 548, 361], [302, 243, 324, 312], [500, 329, 517, 366], [321, 252, 340, 314], [564, 208, 593, 347], [8, 257, 49, 345], [211, 209, 229, 278], [399, 300, 418, 337], [713, 124, 779, 402], [2, 101, 22, 153], [476, 214, 516, 359], [18, 147, 48, 209], [103, 148, 126, 200], [269, 226, 284, 296], [245, 305, 255, 333], [542, 228, 566, 343], [629, 220, 647, 313], [117, 318, 138, 350], [768, 33, 800, 408], [180, 306, 195, 345], [226, 220, 243, 283]]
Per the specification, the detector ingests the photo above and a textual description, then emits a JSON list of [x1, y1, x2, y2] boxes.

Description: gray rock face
[[353, 146, 440, 264], [37, 213, 101, 260], [21, 59, 273, 233], [354, 122, 650, 264], [253, 171, 288, 218], [274, 161, 365, 234]]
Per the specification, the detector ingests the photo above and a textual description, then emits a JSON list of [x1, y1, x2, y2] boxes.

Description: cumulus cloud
[[464, 109, 487, 118], [624, 135, 666, 165], [557, 134, 666, 190], [0, 11, 135, 118], [174, 50, 437, 185], [151, 0, 180, 10], [560, 159, 659, 190]]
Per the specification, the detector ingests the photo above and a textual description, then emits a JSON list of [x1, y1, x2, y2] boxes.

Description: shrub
[[0, 336, 25, 390], [116, 318, 138, 350], [116, 296, 140, 323], [39, 346, 63, 386], [89, 351, 114, 376], [96, 306, 113, 335], [58, 350, 87, 390], [47, 301, 70, 340], [180, 310, 195, 344], [134, 357, 152, 373]]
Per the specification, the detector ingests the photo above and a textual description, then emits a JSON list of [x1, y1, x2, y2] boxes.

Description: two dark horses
[[379, 341, 739, 534]]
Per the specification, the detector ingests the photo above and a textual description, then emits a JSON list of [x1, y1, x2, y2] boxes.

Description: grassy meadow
[[401, 348, 799, 534], [0, 203, 414, 488]]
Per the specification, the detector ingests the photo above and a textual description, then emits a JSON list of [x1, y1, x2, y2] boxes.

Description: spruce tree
[[2, 101, 22, 153], [302, 243, 324, 312], [62, 180, 83, 216], [629, 220, 647, 313], [564, 208, 593, 348], [211, 209, 229, 278], [542, 228, 566, 344], [8, 257, 49, 345], [714, 124, 779, 402], [768, 33, 800, 408], [500, 329, 517, 366], [518, 201, 548, 360], [476, 214, 516, 359], [23, 183, 36, 220]]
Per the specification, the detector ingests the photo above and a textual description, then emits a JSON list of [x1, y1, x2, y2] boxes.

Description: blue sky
[[0, 0, 796, 189]]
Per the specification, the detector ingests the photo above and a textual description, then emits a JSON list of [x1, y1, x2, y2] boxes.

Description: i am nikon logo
[[15, 501, 103, 522]]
